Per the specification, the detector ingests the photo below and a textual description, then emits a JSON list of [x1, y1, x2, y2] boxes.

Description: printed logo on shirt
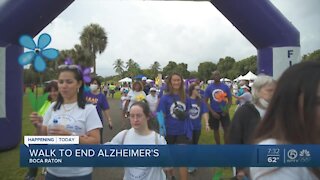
[[86, 97, 98, 105], [170, 101, 186, 119], [189, 104, 200, 119], [50, 114, 82, 134], [211, 89, 225, 102], [127, 167, 150, 179]]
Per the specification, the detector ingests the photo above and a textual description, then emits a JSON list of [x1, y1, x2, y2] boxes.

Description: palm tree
[[126, 59, 141, 78], [150, 61, 161, 77], [113, 58, 125, 77], [126, 59, 136, 69], [73, 44, 92, 67], [80, 23, 107, 75]]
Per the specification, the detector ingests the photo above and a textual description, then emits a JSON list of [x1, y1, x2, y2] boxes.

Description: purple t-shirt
[[158, 83, 167, 99], [85, 92, 109, 123], [204, 83, 231, 113], [157, 94, 187, 135], [187, 98, 209, 131]]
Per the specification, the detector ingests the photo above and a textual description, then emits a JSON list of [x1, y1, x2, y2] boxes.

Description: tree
[[56, 49, 76, 66], [55, 45, 92, 68], [217, 56, 236, 78], [142, 69, 154, 79], [176, 63, 190, 78], [150, 61, 161, 78], [162, 61, 178, 76], [113, 58, 125, 77], [73, 44, 93, 67], [189, 71, 198, 79], [80, 23, 107, 75], [302, 49, 320, 62], [197, 61, 217, 81], [231, 55, 257, 79], [125, 59, 142, 78]]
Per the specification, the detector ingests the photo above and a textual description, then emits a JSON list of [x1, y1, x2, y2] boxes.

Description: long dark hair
[[188, 83, 201, 106], [253, 61, 320, 178], [130, 101, 154, 130], [44, 81, 58, 102], [167, 73, 186, 102], [53, 67, 86, 111]]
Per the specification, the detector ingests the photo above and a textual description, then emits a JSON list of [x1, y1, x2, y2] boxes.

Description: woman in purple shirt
[[85, 77, 113, 143], [157, 73, 190, 180]]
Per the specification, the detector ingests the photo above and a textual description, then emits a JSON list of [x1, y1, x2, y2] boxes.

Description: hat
[[150, 87, 157, 92], [142, 77, 147, 81], [241, 85, 250, 90]]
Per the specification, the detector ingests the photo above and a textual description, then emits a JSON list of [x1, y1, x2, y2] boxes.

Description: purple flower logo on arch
[[18, 33, 59, 72]]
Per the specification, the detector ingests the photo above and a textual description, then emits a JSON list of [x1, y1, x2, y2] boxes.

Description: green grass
[[0, 93, 35, 180], [0, 90, 237, 179], [197, 102, 237, 178]]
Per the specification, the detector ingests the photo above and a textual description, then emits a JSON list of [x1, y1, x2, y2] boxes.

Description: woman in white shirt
[[125, 81, 146, 112], [30, 64, 102, 179], [107, 101, 166, 180], [146, 87, 158, 113]]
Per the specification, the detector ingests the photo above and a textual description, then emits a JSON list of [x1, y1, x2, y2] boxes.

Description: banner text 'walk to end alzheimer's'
[[21, 136, 320, 167]]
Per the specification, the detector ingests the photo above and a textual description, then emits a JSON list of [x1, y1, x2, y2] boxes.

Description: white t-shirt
[[43, 102, 103, 177], [108, 128, 167, 180], [250, 139, 318, 180], [146, 94, 158, 112], [121, 95, 130, 110], [127, 90, 146, 110]]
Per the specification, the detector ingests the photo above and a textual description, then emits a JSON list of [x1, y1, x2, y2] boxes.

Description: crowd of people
[[26, 60, 320, 180]]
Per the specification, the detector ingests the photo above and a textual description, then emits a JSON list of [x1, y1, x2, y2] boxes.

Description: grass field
[[0, 90, 236, 179]]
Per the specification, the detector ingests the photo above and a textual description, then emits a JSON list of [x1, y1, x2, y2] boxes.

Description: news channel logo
[[286, 149, 311, 163]]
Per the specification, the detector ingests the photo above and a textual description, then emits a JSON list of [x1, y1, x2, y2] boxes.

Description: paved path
[[92, 97, 222, 180]]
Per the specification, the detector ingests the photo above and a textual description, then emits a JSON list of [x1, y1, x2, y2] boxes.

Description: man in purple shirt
[[204, 71, 232, 145]]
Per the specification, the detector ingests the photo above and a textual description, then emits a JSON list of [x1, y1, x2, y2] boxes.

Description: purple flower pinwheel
[[78, 65, 92, 92], [80, 66, 92, 84], [64, 58, 73, 65], [18, 33, 59, 72]]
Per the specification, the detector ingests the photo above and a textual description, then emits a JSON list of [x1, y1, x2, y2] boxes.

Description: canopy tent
[[118, 77, 132, 83], [220, 78, 232, 82], [233, 75, 243, 82], [240, 71, 257, 80], [133, 74, 146, 80]]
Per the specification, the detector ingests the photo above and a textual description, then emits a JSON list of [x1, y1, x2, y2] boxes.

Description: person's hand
[[205, 124, 211, 131], [108, 119, 113, 130], [47, 125, 70, 136], [29, 112, 43, 128]]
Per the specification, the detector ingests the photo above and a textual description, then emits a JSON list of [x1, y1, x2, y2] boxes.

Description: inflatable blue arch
[[0, 0, 299, 151]]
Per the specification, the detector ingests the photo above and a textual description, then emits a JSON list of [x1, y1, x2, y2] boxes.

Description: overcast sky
[[39, 0, 320, 77]]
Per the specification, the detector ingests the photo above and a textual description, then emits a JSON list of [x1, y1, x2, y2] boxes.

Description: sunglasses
[[58, 64, 80, 70]]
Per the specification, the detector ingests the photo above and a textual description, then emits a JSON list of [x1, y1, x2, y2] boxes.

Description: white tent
[[207, 80, 214, 84], [220, 78, 232, 82], [241, 71, 257, 80], [118, 77, 132, 83], [233, 75, 243, 82]]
